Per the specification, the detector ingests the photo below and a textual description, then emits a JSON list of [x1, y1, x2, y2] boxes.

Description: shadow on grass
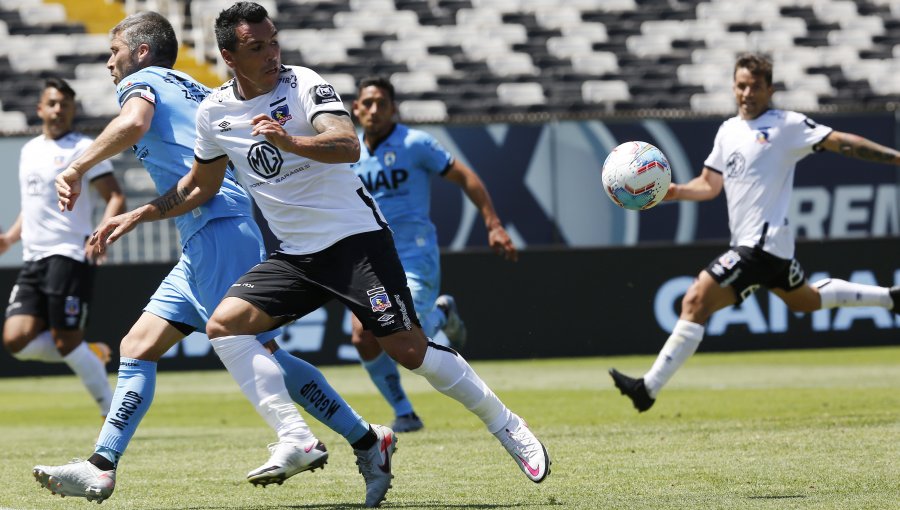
[[746, 495, 806, 500], [160, 502, 565, 509]]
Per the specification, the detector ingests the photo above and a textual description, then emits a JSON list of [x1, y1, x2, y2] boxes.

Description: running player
[[33, 12, 384, 505], [1, 77, 124, 417], [609, 53, 900, 412], [80, 3, 550, 505], [350, 75, 517, 433]]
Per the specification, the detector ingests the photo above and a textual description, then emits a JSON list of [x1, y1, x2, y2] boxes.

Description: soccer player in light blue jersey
[[34, 12, 377, 503], [350, 76, 518, 432]]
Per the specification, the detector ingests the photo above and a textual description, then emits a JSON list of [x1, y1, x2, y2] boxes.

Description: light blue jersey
[[353, 124, 452, 335], [116, 67, 253, 243], [353, 124, 451, 258]]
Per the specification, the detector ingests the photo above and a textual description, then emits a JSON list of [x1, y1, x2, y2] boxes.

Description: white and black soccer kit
[[8, 132, 113, 329], [702, 109, 833, 302], [195, 66, 419, 335]]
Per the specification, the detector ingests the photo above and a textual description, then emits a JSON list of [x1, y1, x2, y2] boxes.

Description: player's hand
[[89, 211, 140, 255], [663, 182, 678, 201], [56, 167, 83, 212], [488, 224, 518, 262], [83, 237, 107, 265], [250, 114, 293, 151]]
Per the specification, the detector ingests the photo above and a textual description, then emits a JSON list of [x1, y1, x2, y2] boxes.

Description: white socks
[[11, 331, 64, 362], [814, 278, 892, 309], [63, 341, 113, 416], [412, 343, 511, 434], [211, 335, 314, 442], [643, 320, 705, 398]]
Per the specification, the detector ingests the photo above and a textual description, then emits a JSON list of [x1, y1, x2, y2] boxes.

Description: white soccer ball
[[601, 141, 672, 211]]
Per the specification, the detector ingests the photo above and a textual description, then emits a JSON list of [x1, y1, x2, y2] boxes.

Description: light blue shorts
[[144, 216, 279, 343], [400, 247, 440, 334]]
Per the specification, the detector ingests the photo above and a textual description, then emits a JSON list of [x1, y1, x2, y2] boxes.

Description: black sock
[[351, 427, 377, 451], [88, 453, 116, 471]]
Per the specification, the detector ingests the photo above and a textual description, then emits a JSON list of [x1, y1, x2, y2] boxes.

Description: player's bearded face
[[107, 34, 139, 85]]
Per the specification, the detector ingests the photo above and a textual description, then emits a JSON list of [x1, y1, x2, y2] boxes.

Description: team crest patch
[[311, 84, 339, 105], [367, 286, 392, 312], [755, 129, 770, 144], [384, 151, 396, 167], [271, 104, 293, 125]]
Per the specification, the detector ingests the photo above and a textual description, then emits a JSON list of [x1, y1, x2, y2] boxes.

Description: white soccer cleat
[[33, 459, 116, 503], [353, 424, 397, 508], [247, 439, 328, 487], [436, 295, 467, 350], [494, 414, 551, 483], [88, 342, 112, 364]]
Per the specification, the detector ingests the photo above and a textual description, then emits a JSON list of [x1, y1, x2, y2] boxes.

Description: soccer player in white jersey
[[80, 3, 550, 505], [0, 78, 124, 417], [350, 75, 518, 433], [609, 53, 900, 412], [34, 12, 387, 505]]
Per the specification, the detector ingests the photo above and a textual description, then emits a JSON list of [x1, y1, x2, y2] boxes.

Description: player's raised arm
[[665, 167, 723, 202], [89, 157, 228, 253], [815, 130, 900, 166], [56, 97, 153, 212]]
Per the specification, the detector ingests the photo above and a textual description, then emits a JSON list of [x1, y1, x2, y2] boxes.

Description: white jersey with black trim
[[195, 65, 385, 255], [18, 132, 113, 262], [704, 109, 832, 259]]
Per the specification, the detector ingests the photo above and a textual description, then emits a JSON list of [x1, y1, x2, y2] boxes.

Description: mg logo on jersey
[[247, 141, 283, 178], [26, 173, 43, 196]]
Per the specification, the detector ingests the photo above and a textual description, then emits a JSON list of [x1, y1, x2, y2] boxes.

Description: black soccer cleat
[[889, 285, 900, 313], [608, 368, 655, 412]]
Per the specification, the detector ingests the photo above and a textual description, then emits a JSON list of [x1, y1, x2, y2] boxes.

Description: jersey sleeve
[[194, 101, 226, 162], [703, 122, 727, 173], [411, 130, 453, 176], [296, 69, 348, 123], [788, 112, 833, 153], [116, 72, 158, 109]]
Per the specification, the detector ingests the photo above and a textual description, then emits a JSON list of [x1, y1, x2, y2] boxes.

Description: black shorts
[[704, 246, 806, 303], [226, 228, 420, 337], [6, 255, 94, 330]]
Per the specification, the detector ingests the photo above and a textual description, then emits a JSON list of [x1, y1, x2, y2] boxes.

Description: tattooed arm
[[249, 112, 360, 163], [817, 131, 900, 166], [88, 157, 229, 254]]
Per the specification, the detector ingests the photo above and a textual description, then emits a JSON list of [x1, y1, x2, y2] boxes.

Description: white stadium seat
[[497, 82, 545, 105], [390, 72, 439, 94], [487, 53, 538, 76], [582, 80, 631, 103], [398, 100, 448, 122], [772, 90, 819, 111], [571, 52, 619, 75], [690, 92, 735, 114]]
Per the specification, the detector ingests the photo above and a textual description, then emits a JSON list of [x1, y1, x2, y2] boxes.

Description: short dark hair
[[110, 11, 178, 68], [734, 53, 773, 86], [215, 1, 270, 52], [357, 75, 395, 101], [43, 77, 76, 99]]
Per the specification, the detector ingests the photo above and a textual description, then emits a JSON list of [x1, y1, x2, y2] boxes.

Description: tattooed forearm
[[836, 134, 900, 164], [151, 186, 190, 218]]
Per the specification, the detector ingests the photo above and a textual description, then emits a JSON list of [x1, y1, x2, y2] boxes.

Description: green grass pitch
[[0, 346, 897, 509]]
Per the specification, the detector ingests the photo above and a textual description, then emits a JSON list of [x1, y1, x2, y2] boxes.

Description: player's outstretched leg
[[435, 295, 467, 350], [608, 368, 655, 412], [247, 439, 329, 487], [411, 341, 550, 483], [33, 460, 116, 503], [352, 424, 397, 508]]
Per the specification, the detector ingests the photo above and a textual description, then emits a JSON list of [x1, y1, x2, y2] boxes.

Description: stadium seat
[[398, 99, 448, 122], [497, 82, 545, 105]]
